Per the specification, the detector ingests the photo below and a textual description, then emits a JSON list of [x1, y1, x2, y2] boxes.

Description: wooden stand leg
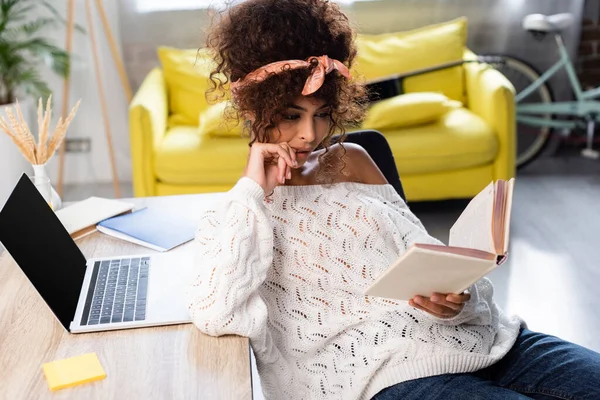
[[85, 0, 120, 198], [56, 0, 76, 197], [94, 0, 133, 102]]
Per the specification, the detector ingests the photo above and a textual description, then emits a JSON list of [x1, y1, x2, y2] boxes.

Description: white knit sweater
[[186, 177, 523, 400]]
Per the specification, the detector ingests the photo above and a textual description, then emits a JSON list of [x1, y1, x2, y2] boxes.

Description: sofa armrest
[[129, 68, 168, 197], [463, 50, 517, 180]]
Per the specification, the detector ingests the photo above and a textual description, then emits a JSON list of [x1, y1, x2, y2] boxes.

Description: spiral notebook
[[97, 207, 198, 252]]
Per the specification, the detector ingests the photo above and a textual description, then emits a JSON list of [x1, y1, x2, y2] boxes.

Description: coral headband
[[230, 55, 351, 96]]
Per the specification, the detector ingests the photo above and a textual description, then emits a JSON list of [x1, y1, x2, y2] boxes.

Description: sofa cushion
[[384, 107, 498, 175], [198, 101, 245, 137], [158, 47, 222, 127], [361, 92, 461, 130], [155, 126, 249, 185], [354, 18, 467, 103]]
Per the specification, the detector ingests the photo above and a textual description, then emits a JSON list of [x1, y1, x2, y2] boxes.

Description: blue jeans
[[372, 329, 600, 400]]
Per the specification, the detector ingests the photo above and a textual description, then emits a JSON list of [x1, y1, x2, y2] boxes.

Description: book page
[[502, 178, 515, 254], [414, 243, 496, 260], [56, 197, 135, 235], [448, 181, 496, 253], [492, 180, 505, 254]]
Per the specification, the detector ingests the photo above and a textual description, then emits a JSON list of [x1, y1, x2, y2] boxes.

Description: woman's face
[[268, 96, 332, 166]]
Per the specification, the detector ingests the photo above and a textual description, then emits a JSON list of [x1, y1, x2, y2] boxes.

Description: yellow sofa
[[129, 18, 516, 201]]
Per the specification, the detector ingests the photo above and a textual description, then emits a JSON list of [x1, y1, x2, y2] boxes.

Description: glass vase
[[31, 163, 62, 210]]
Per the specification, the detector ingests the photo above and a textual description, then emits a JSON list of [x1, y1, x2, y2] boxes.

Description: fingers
[[273, 144, 297, 169], [429, 293, 468, 311], [409, 295, 464, 318], [252, 142, 297, 169], [277, 156, 287, 184], [279, 143, 298, 167], [273, 157, 291, 185], [281, 161, 291, 184], [409, 299, 449, 319], [444, 292, 471, 305], [262, 143, 296, 185], [246, 142, 298, 192]]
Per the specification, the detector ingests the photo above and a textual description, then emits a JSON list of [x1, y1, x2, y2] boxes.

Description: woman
[[186, 1, 600, 399]]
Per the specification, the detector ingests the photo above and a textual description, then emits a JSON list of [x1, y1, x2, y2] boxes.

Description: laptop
[[0, 174, 195, 333]]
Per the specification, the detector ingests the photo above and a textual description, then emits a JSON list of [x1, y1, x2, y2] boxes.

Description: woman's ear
[[244, 120, 257, 142], [241, 111, 256, 140], [243, 112, 255, 123]]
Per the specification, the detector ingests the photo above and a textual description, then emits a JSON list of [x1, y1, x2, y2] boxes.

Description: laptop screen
[[0, 174, 87, 331]]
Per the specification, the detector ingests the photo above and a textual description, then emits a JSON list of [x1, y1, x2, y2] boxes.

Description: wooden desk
[[0, 193, 254, 399]]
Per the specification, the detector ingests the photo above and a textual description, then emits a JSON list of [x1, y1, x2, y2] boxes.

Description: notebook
[[365, 178, 514, 301], [96, 207, 198, 252], [56, 197, 135, 239]]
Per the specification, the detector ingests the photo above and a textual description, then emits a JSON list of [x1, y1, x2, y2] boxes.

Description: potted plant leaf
[[0, 0, 83, 208]]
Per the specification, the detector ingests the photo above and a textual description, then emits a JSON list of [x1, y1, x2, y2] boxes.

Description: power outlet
[[65, 138, 91, 153]]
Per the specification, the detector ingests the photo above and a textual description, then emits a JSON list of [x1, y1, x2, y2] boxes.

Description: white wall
[[38, 0, 131, 187], [0, 102, 32, 208]]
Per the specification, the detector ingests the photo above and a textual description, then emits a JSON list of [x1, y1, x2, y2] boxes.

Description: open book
[[365, 178, 515, 301], [56, 197, 135, 240]]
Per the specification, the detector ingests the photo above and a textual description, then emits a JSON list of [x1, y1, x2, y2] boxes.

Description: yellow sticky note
[[42, 352, 106, 391]]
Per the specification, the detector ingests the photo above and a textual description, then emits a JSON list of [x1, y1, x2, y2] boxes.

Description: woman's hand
[[409, 292, 471, 319], [244, 142, 298, 195]]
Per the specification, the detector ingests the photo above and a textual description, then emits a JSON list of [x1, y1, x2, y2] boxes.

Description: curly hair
[[205, 0, 367, 153]]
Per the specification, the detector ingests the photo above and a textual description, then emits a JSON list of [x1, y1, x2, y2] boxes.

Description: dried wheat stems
[[0, 96, 81, 165]]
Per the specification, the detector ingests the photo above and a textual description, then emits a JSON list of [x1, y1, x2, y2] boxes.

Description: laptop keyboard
[[80, 257, 150, 326]]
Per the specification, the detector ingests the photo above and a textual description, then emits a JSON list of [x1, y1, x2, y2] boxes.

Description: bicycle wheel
[[481, 54, 554, 169]]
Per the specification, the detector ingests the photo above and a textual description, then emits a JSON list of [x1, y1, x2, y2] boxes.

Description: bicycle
[[480, 13, 600, 169], [365, 13, 600, 170]]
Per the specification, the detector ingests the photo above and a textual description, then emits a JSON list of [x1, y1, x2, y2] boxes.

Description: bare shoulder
[[325, 142, 388, 185]]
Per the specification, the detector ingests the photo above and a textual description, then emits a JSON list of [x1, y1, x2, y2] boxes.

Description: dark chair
[[333, 130, 406, 203]]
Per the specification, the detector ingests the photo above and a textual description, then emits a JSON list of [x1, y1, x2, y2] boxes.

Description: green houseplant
[[0, 0, 80, 105]]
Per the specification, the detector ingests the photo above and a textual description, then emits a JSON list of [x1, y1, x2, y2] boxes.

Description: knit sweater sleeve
[[384, 188, 495, 327], [186, 177, 273, 342]]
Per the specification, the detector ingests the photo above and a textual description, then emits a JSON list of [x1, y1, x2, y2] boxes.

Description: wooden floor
[[53, 153, 600, 354]]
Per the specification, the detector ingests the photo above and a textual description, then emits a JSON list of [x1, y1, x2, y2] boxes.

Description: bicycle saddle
[[523, 13, 574, 33]]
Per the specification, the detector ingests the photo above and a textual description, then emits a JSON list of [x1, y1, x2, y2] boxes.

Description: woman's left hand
[[409, 292, 470, 319]]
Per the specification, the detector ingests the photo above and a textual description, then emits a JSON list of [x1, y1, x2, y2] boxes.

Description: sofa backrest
[[157, 46, 227, 127], [353, 17, 468, 104], [157, 17, 469, 128]]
